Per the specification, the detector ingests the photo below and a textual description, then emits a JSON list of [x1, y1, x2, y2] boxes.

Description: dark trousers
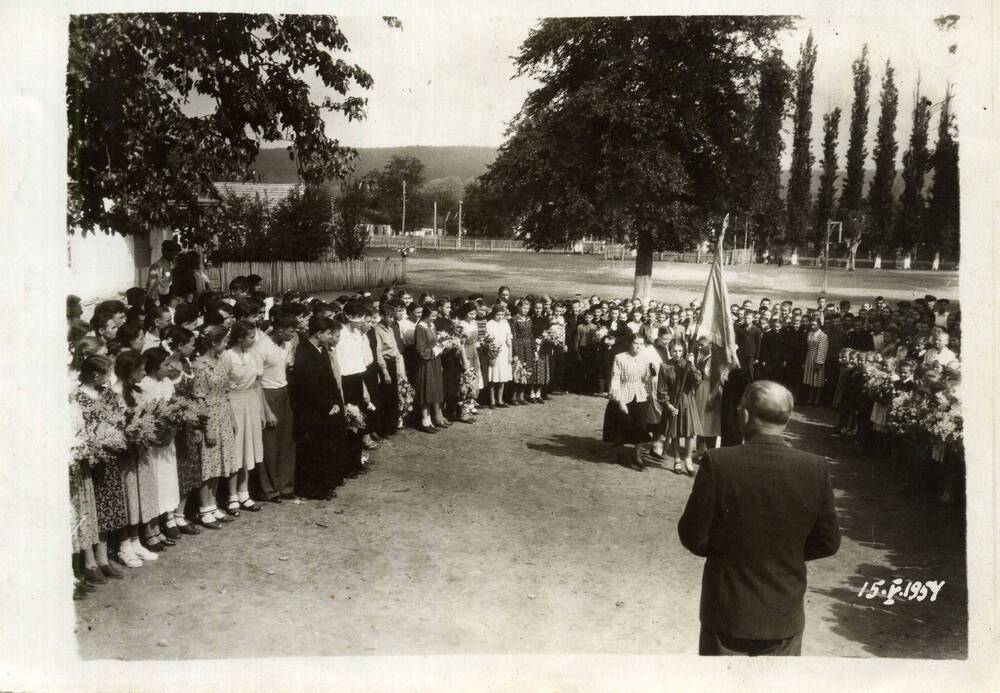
[[699, 625, 802, 656], [579, 346, 598, 393], [378, 359, 401, 436], [294, 424, 340, 497], [551, 349, 566, 392], [564, 351, 581, 392], [259, 387, 296, 499], [340, 373, 366, 474]]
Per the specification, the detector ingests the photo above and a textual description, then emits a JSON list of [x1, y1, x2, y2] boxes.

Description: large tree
[[867, 60, 899, 250], [786, 30, 818, 245], [893, 90, 933, 254], [367, 155, 432, 233], [481, 16, 794, 301], [745, 51, 793, 245], [814, 107, 842, 246], [840, 45, 871, 214], [68, 14, 391, 245], [925, 88, 960, 257]]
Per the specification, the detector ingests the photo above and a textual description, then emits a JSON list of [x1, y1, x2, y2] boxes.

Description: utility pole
[[433, 200, 437, 236], [823, 220, 842, 293], [401, 179, 407, 236], [458, 200, 463, 249]]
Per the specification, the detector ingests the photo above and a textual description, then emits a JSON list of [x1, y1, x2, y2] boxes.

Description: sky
[[189, 11, 966, 166]]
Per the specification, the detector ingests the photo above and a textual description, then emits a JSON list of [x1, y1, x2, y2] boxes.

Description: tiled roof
[[212, 182, 300, 209]]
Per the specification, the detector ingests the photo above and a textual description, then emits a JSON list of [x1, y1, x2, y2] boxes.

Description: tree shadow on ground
[[787, 406, 967, 659]]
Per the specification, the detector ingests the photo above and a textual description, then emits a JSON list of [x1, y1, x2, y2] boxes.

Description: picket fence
[[136, 257, 406, 295]]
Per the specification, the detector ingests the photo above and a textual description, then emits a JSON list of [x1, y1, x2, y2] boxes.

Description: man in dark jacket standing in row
[[679, 380, 841, 656]]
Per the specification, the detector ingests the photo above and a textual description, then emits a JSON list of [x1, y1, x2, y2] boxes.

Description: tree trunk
[[633, 230, 654, 303]]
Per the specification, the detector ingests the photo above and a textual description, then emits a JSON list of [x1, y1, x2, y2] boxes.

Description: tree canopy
[[478, 16, 794, 298], [68, 14, 392, 246]]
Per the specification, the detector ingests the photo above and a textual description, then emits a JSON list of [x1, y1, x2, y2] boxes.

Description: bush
[[267, 187, 334, 261]]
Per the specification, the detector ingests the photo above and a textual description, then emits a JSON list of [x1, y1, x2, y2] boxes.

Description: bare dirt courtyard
[[75, 396, 966, 660]]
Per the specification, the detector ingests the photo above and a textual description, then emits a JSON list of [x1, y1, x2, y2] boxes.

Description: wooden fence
[[137, 257, 406, 295], [602, 245, 754, 265]]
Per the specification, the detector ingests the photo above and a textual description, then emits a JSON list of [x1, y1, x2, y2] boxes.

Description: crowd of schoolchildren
[[66, 242, 963, 601]]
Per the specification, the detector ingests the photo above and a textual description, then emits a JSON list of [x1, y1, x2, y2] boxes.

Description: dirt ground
[[363, 249, 959, 308], [75, 396, 966, 660]]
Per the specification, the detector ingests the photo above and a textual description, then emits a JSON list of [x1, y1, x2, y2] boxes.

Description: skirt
[[69, 462, 99, 551], [529, 349, 550, 386], [694, 380, 721, 438], [414, 356, 444, 405], [488, 346, 513, 383], [122, 450, 160, 524], [229, 388, 264, 472], [602, 398, 650, 445], [659, 393, 702, 439], [174, 425, 204, 495], [442, 351, 463, 402], [803, 362, 825, 388], [142, 439, 180, 515], [92, 457, 127, 534], [200, 402, 239, 480]]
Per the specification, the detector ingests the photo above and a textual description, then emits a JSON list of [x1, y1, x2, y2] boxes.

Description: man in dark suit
[[679, 380, 841, 656], [289, 315, 345, 500]]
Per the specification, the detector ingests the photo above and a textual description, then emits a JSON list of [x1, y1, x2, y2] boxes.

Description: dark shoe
[[143, 539, 166, 552], [226, 503, 242, 517], [417, 424, 438, 433], [159, 534, 177, 546], [216, 512, 236, 523], [240, 499, 264, 512], [177, 522, 200, 535], [99, 563, 124, 579], [267, 495, 283, 504], [432, 420, 452, 428], [459, 417, 475, 424], [279, 493, 298, 500], [83, 567, 108, 585], [162, 525, 181, 540], [496, 403, 509, 408]]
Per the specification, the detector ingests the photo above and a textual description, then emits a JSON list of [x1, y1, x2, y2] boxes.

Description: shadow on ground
[[788, 405, 967, 659]]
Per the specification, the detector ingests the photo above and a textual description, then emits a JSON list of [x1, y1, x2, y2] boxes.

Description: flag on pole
[[695, 215, 741, 385]]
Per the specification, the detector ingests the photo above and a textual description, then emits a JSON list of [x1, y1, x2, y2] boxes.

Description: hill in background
[[251, 145, 907, 199], [252, 145, 498, 189]]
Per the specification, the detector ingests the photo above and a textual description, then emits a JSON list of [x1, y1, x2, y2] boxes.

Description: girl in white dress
[[221, 321, 272, 515], [485, 305, 513, 407], [137, 347, 180, 551]]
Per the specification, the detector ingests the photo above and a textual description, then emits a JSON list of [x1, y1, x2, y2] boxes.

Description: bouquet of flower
[[397, 380, 415, 415], [887, 391, 925, 437], [436, 321, 463, 352], [512, 359, 528, 384], [480, 333, 501, 363], [926, 390, 963, 446], [459, 368, 480, 406], [344, 403, 367, 433], [72, 405, 127, 467], [862, 361, 896, 404], [541, 324, 565, 349], [122, 399, 165, 450], [171, 378, 208, 428], [594, 326, 609, 341]]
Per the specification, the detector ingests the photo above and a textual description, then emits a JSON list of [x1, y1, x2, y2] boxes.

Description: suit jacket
[[290, 339, 343, 429], [678, 434, 841, 639]]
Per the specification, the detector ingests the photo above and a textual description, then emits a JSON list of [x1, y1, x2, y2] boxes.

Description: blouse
[[609, 351, 650, 404], [221, 347, 264, 392]]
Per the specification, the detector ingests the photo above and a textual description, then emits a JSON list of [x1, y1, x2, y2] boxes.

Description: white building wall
[[67, 230, 138, 302]]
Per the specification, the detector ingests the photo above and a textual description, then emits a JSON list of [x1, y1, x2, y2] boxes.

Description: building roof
[[212, 182, 300, 210]]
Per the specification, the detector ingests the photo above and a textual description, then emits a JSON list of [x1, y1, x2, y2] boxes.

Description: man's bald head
[[740, 380, 794, 428]]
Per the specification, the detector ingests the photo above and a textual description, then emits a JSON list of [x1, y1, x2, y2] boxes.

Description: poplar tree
[[814, 107, 842, 245], [786, 31, 818, 244], [867, 60, 899, 249]]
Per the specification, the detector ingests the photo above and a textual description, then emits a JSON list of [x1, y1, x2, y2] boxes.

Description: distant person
[[146, 239, 182, 305], [678, 381, 841, 656]]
